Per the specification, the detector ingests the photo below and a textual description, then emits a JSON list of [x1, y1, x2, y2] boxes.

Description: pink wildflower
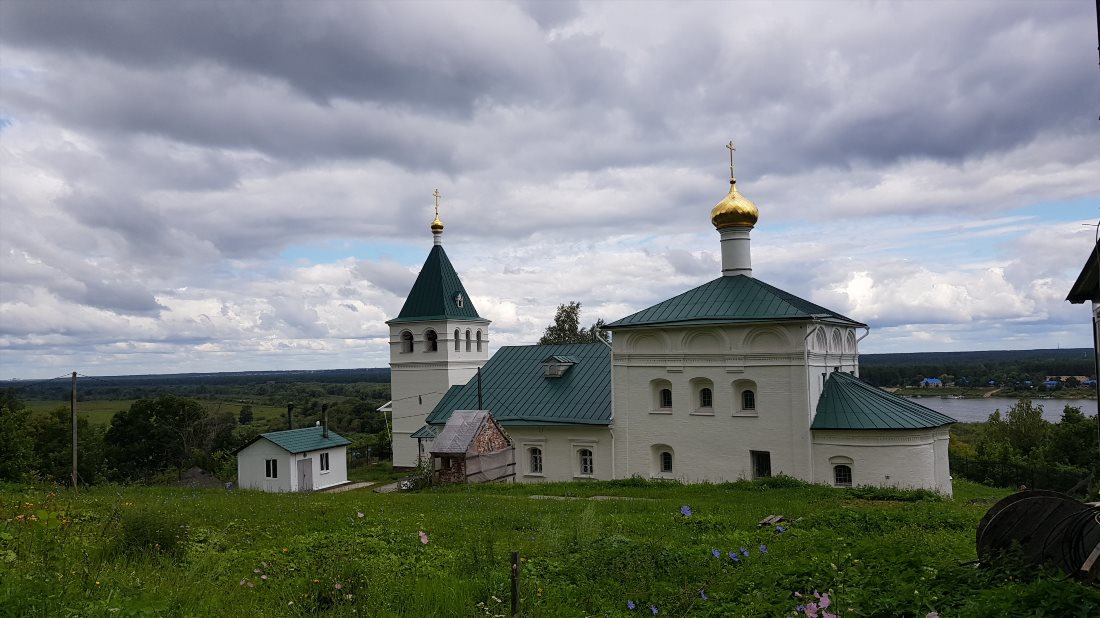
[[334, 583, 343, 590], [927, 614, 939, 618], [261, 574, 268, 581], [418, 530, 429, 545], [805, 602, 819, 618], [819, 593, 831, 610]]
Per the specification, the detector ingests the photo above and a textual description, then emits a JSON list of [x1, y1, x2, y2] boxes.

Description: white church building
[[387, 156, 955, 494]]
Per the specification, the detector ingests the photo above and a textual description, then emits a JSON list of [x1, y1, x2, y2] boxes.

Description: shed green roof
[[425, 343, 611, 427], [411, 424, 438, 439], [239, 426, 351, 454], [605, 274, 865, 329], [812, 371, 956, 430], [388, 245, 484, 323]]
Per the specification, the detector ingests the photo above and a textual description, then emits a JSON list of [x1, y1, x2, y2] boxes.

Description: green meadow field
[[2, 478, 1097, 617], [24, 399, 288, 427]]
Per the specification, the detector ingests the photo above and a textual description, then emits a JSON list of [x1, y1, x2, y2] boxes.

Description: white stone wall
[[508, 426, 614, 483], [237, 439, 293, 492], [811, 428, 952, 496], [610, 322, 862, 484], [389, 318, 489, 468], [299, 446, 348, 490]]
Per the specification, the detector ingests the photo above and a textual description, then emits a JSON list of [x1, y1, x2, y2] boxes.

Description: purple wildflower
[[776, 526, 787, 532], [728, 550, 740, 562], [650, 605, 658, 615], [627, 600, 636, 610], [239, 579, 246, 587], [796, 605, 805, 613], [740, 547, 749, 557], [711, 548, 720, 558], [759, 544, 768, 554], [253, 568, 261, 574], [261, 574, 268, 581], [699, 589, 708, 600], [334, 583, 342, 590], [680, 505, 693, 517]]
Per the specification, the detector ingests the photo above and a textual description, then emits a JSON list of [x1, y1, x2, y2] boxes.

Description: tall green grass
[[1, 479, 1096, 617]]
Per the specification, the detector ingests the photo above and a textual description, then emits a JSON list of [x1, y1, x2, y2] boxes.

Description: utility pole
[[71, 371, 78, 492]]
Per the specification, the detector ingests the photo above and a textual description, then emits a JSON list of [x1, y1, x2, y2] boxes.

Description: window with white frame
[[529, 447, 543, 475], [659, 389, 672, 408], [699, 387, 713, 408], [400, 330, 414, 353], [577, 448, 594, 476], [834, 464, 853, 487], [265, 459, 278, 478], [320, 452, 330, 472], [476, 330, 483, 352], [733, 379, 758, 415], [650, 379, 673, 412], [454, 329, 461, 351], [660, 451, 673, 473], [742, 390, 756, 410]]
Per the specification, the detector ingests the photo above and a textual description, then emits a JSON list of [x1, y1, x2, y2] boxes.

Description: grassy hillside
[[2, 479, 1097, 617]]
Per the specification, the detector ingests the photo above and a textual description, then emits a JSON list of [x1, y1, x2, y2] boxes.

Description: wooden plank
[[1079, 541, 1100, 582]]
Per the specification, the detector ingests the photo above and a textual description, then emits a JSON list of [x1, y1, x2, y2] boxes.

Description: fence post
[[511, 550, 520, 616]]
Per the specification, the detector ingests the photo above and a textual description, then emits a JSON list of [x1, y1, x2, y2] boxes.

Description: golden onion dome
[[710, 180, 759, 229], [430, 214, 444, 233]]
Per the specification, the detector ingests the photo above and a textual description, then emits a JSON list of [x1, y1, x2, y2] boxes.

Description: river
[[902, 396, 1097, 423]]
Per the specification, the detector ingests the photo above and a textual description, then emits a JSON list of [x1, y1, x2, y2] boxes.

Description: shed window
[[454, 329, 461, 351], [834, 465, 853, 487], [741, 390, 756, 411], [401, 331, 414, 353], [578, 449, 594, 476], [660, 451, 673, 473], [265, 459, 278, 479], [529, 448, 543, 475], [659, 389, 672, 409], [320, 452, 330, 472], [425, 329, 438, 352]]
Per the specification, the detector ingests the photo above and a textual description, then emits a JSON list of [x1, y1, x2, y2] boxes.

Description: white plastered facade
[[389, 319, 489, 468]]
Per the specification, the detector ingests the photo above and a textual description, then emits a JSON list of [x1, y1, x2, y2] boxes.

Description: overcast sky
[[1, 0, 1098, 380]]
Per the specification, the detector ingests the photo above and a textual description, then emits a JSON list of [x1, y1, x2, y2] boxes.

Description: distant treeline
[[9, 367, 391, 402], [860, 348, 1094, 388]]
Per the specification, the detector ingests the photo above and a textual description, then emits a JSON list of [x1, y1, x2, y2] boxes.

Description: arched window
[[578, 448, 594, 476], [454, 329, 460, 351], [476, 330, 483, 352], [401, 331, 414, 353], [699, 388, 713, 409], [529, 447, 543, 475], [425, 329, 438, 352], [465, 329, 471, 352], [834, 464, 853, 487], [741, 390, 756, 411], [660, 451, 673, 473], [659, 389, 672, 409]]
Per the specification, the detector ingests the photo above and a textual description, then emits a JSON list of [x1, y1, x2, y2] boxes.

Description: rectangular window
[[320, 452, 330, 472], [529, 448, 543, 474], [750, 451, 771, 479], [265, 459, 278, 479]]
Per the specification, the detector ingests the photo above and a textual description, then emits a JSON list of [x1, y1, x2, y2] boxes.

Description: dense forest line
[[859, 347, 1094, 388]]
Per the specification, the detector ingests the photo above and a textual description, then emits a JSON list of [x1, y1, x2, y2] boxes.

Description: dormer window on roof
[[454, 293, 464, 308], [541, 355, 576, 378]]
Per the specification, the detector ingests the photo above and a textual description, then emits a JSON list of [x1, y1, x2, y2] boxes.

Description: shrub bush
[[113, 509, 189, 560]]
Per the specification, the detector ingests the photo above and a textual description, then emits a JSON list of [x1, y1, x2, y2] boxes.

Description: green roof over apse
[[425, 343, 611, 427], [387, 245, 484, 324], [605, 274, 866, 329], [812, 371, 956, 430], [235, 425, 351, 455]]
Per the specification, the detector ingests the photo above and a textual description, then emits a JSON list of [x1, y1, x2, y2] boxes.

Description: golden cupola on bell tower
[[712, 141, 757, 277]]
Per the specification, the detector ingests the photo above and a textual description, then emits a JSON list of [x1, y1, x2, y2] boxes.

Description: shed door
[[297, 458, 313, 492]]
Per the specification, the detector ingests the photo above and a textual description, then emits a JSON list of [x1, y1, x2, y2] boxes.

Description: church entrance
[[750, 451, 771, 479]]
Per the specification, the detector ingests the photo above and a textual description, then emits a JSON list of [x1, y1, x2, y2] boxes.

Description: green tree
[[29, 408, 107, 484], [1039, 405, 1098, 469], [105, 395, 208, 481], [238, 404, 253, 425], [538, 302, 609, 345], [0, 389, 33, 482]]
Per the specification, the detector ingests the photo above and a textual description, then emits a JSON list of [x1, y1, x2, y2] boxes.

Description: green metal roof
[[605, 274, 865, 329], [425, 343, 611, 427], [254, 426, 351, 454], [410, 424, 438, 439], [812, 371, 956, 430], [1067, 240, 1099, 304], [388, 245, 484, 323]]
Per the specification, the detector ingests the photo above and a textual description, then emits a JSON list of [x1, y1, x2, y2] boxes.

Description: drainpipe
[[598, 329, 617, 479], [804, 323, 822, 483], [322, 403, 329, 439], [855, 326, 871, 377]]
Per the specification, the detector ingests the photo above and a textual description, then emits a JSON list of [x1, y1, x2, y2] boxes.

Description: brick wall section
[[437, 456, 466, 484], [473, 419, 511, 454]]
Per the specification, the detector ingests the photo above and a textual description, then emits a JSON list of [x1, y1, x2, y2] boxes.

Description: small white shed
[[235, 426, 350, 492]]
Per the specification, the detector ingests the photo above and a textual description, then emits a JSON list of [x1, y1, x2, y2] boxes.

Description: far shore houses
[[386, 148, 955, 494]]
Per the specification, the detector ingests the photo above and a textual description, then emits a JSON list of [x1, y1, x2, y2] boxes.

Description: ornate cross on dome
[[726, 140, 736, 182], [433, 188, 441, 218]]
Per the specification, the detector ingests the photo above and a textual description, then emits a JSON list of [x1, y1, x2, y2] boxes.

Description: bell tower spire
[[710, 140, 759, 277], [431, 188, 444, 245]]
